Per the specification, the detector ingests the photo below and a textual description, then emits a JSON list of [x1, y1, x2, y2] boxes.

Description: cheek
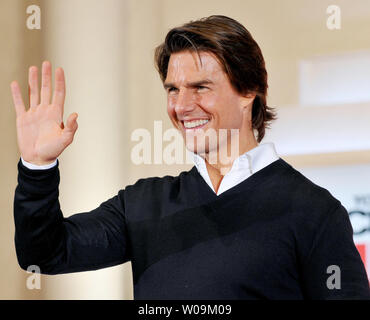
[[167, 99, 180, 128], [167, 98, 176, 118], [197, 94, 217, 115], [212, 94, 242, 126], [202, 93, 229, 116]]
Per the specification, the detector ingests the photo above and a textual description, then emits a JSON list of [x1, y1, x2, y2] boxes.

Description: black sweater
[[13, 158, 370, 299]]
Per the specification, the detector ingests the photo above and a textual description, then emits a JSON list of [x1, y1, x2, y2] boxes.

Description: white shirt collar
[[192, 142, 279, 195]]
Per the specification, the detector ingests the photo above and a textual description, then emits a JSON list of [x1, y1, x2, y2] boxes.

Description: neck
[[204, 133, 258, 193]]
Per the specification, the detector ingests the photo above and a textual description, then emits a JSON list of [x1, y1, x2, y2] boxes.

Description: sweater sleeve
[[301, 203, 370, 299], [13, 159, 131, 275]]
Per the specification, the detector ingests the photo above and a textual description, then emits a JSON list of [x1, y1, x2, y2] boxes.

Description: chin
[[185, 140, 207, 155]]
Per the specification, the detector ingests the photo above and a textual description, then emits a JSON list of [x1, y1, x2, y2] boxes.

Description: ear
[[239, 92, 256, 110], [239, 93, 256, 125]]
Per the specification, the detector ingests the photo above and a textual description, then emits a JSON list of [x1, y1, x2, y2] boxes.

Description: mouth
[[182, 119, 210, 130]]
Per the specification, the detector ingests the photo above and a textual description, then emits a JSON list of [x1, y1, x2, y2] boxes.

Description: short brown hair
[[154, 15, 276, 142]]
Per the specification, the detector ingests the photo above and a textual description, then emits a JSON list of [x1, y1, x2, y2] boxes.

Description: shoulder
[[122, 167, 198, 208], [273, 159, 341, 211], [263, 159, 344, 236], [133, 172, 185, 186], [270, 160, 353, 260], [121, 167, 198, 221], [271, 160, 347, 240]]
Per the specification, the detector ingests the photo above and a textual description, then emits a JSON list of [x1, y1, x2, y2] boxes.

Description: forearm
[[14, 158, 65, 273]]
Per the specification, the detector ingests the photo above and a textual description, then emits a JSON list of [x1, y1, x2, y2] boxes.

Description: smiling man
[[11, 15, 370, 299]]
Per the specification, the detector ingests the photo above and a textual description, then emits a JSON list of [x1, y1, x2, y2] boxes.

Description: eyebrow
[[163, 79, 214, 90]]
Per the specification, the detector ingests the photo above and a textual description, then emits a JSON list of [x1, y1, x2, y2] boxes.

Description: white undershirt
[[21, 158, 58, 170], [21, 142, 279, 196]]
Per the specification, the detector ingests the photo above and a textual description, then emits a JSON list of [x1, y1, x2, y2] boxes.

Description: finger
[[40, 61, 52, 105], [28, 66, 39, 108], [10, 81, 26, 117], [52, 67, 65, 116]]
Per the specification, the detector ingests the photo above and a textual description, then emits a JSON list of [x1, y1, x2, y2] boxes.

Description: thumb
[[62, 112, 78, 144], [66, 112, 78, 131]]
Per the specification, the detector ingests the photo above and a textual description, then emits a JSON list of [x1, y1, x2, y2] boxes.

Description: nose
[[174, 88, 196, 116]]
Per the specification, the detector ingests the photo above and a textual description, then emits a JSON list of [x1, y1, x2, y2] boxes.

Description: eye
[[196, 85, 208, 91], [167, 87, 178, 94]]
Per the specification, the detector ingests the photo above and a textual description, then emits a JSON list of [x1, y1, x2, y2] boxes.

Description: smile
[[183, 119, 209, 129]]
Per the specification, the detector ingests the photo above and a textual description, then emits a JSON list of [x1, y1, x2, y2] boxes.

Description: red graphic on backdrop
[[355, 243, 369, 282]]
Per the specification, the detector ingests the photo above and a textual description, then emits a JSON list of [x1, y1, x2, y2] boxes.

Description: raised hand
[[10, 61, 78, 165]]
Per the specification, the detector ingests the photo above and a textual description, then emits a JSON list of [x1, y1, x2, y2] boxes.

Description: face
[[164, 50, 255, 156]]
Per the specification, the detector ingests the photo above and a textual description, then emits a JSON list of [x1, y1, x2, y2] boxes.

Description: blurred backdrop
[[1, 0, 369, 299]]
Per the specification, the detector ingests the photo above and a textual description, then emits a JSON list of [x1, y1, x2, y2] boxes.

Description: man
[[11, 15, 370, 299]]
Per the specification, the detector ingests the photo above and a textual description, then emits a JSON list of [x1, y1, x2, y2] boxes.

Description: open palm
[[10, 61, 78, 166]]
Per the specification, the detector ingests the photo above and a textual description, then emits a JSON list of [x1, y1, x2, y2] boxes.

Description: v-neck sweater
[[13, 158, 370, 299]]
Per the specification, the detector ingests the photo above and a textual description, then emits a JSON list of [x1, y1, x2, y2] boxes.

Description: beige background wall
[[0, 0, 44, 300], [1, 0, 369, 299]]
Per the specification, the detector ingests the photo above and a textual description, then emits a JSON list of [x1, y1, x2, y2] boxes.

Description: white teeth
[[183, 119, 209, 129]]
